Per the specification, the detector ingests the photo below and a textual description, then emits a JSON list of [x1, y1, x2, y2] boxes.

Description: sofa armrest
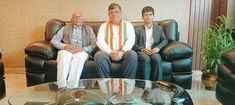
[[222, 49, 235, 73], [25, 41, 58, 60], [162, 42, 193, 61]]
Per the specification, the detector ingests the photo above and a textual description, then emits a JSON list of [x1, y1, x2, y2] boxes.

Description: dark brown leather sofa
[[25, 19, 193, 89], [216, 49, 235, 105], [0, 52, 6, 99]]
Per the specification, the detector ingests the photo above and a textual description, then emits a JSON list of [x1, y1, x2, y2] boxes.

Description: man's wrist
[[152, 47, 159, 53]]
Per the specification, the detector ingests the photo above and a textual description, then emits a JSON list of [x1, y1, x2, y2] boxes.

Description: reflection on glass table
[[8, 78, 193, 105]]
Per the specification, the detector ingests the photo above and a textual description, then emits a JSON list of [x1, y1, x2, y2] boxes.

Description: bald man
[[51, 11, 96, 88]]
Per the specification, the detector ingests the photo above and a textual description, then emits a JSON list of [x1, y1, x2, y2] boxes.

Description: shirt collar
[[144, 24, 153, 29], [73, 25, 82, 29]]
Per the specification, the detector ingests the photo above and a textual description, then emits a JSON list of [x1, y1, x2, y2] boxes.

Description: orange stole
[[105, 20, 128, 51]]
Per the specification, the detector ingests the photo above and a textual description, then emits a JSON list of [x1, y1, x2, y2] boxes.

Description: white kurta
[[57, 50, 89, 88], [55, 26, 88, 88], [96, 21, 135, 54]]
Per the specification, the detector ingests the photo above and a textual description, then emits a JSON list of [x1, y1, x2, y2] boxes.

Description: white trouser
[[56, 50, 89, 88]]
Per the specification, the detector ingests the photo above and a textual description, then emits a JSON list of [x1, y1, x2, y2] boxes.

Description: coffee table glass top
[[8, 78, 193, 105]]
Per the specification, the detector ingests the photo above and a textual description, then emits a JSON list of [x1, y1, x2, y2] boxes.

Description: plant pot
[[201, 70, 217, 91]]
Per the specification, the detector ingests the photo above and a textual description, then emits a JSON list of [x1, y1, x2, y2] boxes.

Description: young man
[[95, 3, 137, 78], [51, 11, 96, 88], [133, 6, 168, 81]]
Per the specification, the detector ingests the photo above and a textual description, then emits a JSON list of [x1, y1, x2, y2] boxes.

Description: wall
[[228, 0, 235, 24], [0, 0, 190, 71]]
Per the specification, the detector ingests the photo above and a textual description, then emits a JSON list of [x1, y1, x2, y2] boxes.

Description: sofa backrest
[[45, 19, 179, 42]]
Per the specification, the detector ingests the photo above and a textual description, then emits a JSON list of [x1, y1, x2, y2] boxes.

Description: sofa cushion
[[45, 19, 65, 41], [159, 19, 179, 41]]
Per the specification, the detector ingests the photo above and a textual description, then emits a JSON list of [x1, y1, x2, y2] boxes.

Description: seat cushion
[[44, 60, 173, 80]]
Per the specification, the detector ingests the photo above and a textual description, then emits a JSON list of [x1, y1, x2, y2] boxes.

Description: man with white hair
[[51, 11, 96, 88]]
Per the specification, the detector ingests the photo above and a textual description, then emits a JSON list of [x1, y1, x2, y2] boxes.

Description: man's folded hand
[[64, 45, 84, 54], [143, 48, 153, 55]]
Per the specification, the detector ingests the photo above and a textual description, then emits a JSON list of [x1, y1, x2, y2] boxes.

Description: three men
[[52, 4, 168, 86], [51, 11, 96, 88], [133, 6, 168, 81], [95, 3, 137, 78]]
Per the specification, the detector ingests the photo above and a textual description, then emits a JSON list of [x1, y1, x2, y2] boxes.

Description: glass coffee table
[[8, 78, 193, 105]]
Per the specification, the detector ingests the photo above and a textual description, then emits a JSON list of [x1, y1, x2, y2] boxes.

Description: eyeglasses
[[73, 16, 83, 20], [108, 10, 121, 15]]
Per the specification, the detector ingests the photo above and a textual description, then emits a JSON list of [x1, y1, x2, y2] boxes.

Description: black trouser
[[137, 52, 163, 81], [94, 50, 137, 78]]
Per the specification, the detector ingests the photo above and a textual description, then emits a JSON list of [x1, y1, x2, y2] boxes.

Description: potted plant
[[201, 15, 235, 90]]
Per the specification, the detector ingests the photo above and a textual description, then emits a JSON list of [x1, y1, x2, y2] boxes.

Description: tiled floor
[[187, 71, 221, 105], [0, 74, 27, 105], [0, 71, 221, 105]]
